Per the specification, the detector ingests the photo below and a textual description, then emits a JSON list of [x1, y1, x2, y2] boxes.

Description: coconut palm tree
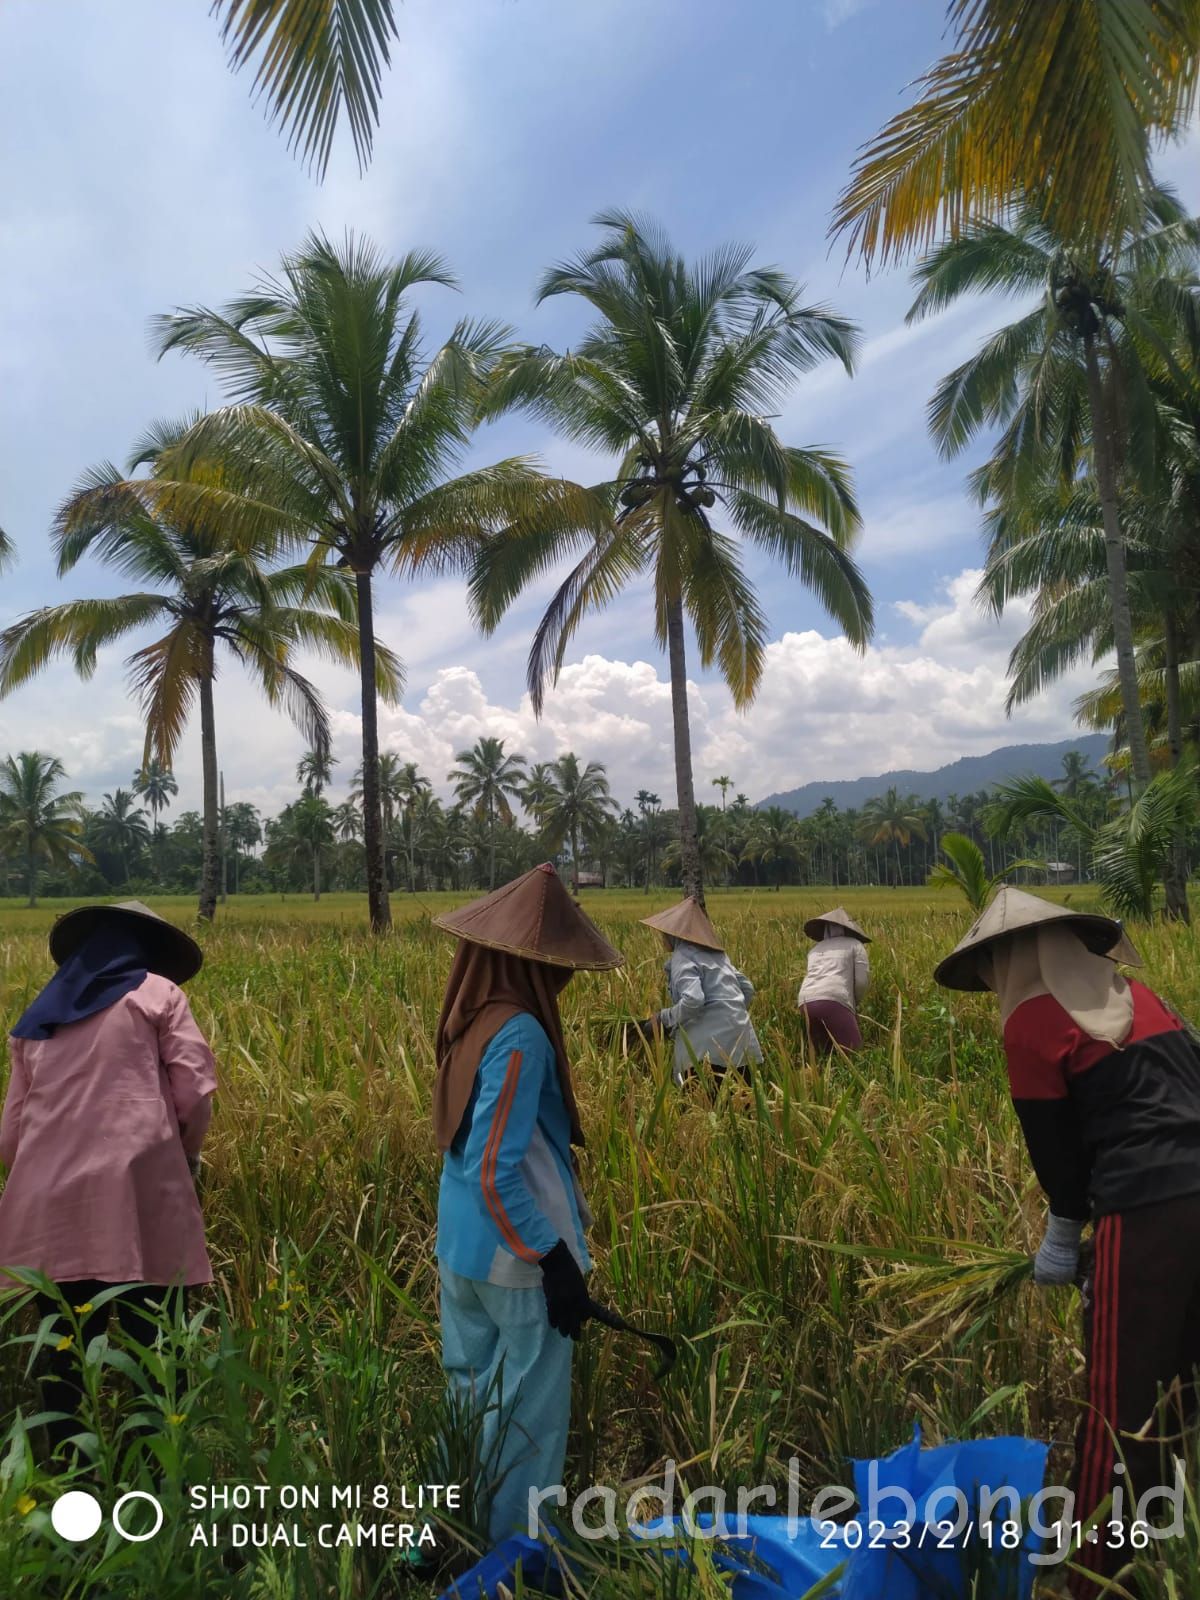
[[474, 212, 874, 905], [858, 788, 928, 886], [449, 737, 527, 889], [711, 774, 734, 886], [663, 804, 734, 888], [929, 831, 1039, 911], [132, 759, 178, 827], [393, 760, 431, 891], [977, 472, 1197, 916], [988, 765, 1197, 920], [635, 790, 664, 894], [0, 753, 91, 906], [742, 806, 803, 890], [908, 189, 1200, 794], [288, 794, 336, 900], [153, 232, 593, 931], [297, 747, 338, 797], [224, 800, 262, 892], [830, 0, 1200, 269], [520, 762, 558, 829], [89, 789, 152, 887], [132, 758, 178, 881], [332, 800, 363, 844], [532, 752, 616, 892], [212, 0, 399, 178], [0, 448, 400, 921]]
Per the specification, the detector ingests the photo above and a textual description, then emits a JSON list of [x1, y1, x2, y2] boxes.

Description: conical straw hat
[[803, 906, 870, 943], [433, 863, 624, 970], [933, 885, 1141, 992], [49, 899, 203, 985], [639, 897, 723, 952]]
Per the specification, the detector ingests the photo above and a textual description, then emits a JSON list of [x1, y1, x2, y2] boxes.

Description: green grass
[[0, 885, 1195, 1596]]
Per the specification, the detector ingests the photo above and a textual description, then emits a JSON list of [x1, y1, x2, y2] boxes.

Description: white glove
[[1033, 1215, 1084, 1286]]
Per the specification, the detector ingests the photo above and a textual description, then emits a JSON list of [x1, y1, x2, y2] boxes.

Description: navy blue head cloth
[[12, 922, 150, 1041]]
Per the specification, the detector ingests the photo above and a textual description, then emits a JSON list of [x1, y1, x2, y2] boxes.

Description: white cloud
[[0, 566, 1098, 816], [821, 0, 875, 30]]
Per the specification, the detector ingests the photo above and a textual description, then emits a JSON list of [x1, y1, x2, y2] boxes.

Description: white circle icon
[[112, 1490, 164, 1543], [51, 1490, 103, 1542]]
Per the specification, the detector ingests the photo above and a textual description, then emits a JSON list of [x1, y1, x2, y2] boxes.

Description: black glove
[[538, 1239, 590, 1340], [634, 1016, 661, 1041]]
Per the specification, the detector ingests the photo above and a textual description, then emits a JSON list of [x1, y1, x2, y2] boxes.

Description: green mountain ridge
[[757, 733, 1111, 817]]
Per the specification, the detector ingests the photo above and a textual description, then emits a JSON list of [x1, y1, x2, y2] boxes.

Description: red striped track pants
[[1068, 1192, 1200, 1597]]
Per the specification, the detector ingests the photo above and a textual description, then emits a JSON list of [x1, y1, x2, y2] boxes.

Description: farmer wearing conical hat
[[796, 907, 871, 1054], [0, 900, 215, 1459], [432, 863, 623, 1544], [634, 898, 762, 1086], [936, 885, 1200, 1598]]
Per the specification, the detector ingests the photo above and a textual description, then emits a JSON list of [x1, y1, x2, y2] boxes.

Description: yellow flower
[[16, 1494, 35, 1517], [167, 1413, 187, 1427], [72, 1302, 94, 1315], [277, 1299, 291, 1311], [54, 1335, 73, 1352]]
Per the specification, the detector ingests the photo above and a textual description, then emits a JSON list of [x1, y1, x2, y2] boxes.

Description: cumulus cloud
[[331, 567, 1099, 808], [0, 566, 1099, 816]]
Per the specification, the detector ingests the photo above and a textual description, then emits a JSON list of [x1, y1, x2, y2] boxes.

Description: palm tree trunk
[[26, 845, 35, 909], [1163, 607, 1190, 922], [570, 822, 580, 893], [198, 671, 220, 922], [665, 595, 703, 906], [355, 572, 391, 932], [1082, 330, 1151, 792], [313, 844, 321, 902]]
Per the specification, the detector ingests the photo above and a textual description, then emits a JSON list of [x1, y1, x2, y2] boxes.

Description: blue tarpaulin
[[439, 1429, 1050, 1599]]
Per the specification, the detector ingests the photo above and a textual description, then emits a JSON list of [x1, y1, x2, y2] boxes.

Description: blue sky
[[3, 0, 1197, 817]]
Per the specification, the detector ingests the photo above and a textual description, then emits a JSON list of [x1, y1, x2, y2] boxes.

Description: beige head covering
[[984, 924, 1135, 1048], [933, 885, 1140, 992], [803, 907, 870, 943], [640, 897, 723, 952]]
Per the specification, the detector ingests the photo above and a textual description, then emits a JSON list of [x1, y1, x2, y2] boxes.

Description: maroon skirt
[[800, 999, 861, 1052]]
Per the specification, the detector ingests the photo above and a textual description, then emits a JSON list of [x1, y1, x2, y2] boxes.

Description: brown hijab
[[433, 939, 581, 1152]]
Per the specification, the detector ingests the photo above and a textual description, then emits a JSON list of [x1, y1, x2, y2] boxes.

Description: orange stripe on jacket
[[480, 1049, 541, 1263]]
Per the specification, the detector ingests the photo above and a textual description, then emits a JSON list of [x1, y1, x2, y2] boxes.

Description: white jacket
[[656, 941, 762, 1081], [797, 934, 869, 1012]]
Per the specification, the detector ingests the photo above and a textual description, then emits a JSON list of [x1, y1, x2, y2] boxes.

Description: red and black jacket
[[1004, 981, 1200, 1219]]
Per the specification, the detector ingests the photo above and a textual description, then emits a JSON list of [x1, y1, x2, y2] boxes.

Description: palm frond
[[211, 0, 399, 177]]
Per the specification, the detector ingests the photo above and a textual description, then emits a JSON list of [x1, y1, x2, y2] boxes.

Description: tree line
[[0, 742, 1133, 906]]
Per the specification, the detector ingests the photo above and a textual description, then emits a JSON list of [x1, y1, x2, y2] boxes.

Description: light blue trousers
[[439, 1266, 573, 1545]]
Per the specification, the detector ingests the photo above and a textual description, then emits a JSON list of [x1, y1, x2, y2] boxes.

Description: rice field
[[0, 886, 1197, 1598]]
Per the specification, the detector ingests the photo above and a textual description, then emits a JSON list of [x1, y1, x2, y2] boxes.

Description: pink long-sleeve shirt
[[0, 973, 216, 1287]]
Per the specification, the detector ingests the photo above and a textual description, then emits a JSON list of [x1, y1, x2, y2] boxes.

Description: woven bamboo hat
[[49, 899, 204, 985], [933, 885, 1142, 992], [639, 897, 723, 952], [433, 862, 624, 970], [803, 907, 870, 943]]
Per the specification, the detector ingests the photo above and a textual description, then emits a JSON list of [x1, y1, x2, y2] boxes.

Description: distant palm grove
[[0, 740, 1130, 906]]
